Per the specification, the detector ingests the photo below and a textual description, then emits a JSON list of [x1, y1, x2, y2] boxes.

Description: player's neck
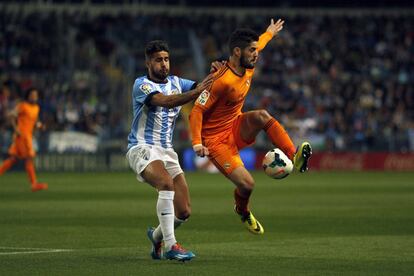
[[228, 57, 246, 76], [147, 74, 168, 84]]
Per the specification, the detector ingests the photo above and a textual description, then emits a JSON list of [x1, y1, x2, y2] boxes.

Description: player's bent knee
[[249, 109, 272, 127], [157, 178, 174, 191], [256, 109, 272, 124]]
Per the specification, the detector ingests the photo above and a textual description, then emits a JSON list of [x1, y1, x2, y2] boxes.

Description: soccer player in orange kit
[[0, 88, 48, 192], [189, 19, 312, 234]]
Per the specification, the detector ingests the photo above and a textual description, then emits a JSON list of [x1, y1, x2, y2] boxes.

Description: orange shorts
[[8, 135, 35, 159], [204, 114, 255, 176]]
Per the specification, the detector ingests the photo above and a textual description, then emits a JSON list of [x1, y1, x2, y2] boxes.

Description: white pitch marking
[[0, 246, 138, 256], [0, 246, 65, 250], [0, 247, 73, 256]]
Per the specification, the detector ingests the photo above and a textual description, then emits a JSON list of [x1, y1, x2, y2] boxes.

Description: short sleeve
[[132, 80, 158, 104], [179, 78, 196, 93]]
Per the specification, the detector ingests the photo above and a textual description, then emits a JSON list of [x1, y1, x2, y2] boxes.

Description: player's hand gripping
[[266, 18, 284, 37], [210, 60, 226, 73], [195, 74, 214, 95], [193, 144, 209, 158]]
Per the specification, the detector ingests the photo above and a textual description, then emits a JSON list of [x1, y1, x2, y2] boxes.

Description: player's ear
[[233, 47, 241, 58], [145, 58, 151, 69]]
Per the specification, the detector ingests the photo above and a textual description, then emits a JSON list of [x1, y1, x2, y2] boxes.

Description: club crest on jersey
[[140, 83, 153, 95], [170, 89, 179, 95], [196, 90, 210, 105]]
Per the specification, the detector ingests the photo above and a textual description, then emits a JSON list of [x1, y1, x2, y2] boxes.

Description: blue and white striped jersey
[[127, 75, 195, 150]]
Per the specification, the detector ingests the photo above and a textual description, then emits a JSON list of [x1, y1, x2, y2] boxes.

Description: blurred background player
[[126, 40, 214, 261], [190, 19, 312, 235], [0, 88, 48, 192]]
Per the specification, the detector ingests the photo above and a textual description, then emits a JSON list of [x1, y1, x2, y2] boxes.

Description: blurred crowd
[[1, 9, 413, 153]]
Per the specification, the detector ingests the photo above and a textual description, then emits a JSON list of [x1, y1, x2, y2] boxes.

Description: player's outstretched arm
[[257, 18, 285, 51], [149, 75, 214, 108]]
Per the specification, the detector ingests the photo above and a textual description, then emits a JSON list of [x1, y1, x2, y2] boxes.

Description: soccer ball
[[262, 148, 293, 179]]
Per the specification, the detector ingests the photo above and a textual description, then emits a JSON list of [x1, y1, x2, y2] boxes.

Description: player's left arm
[[257, 18, 285, 51]]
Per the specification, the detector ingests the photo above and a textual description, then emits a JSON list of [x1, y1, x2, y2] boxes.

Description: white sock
[[152, 225, 163, 242], [152, 216, 187, 242], [157, 190, 176, 250]]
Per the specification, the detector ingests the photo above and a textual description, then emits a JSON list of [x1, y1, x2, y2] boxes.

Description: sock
[[157, 191, 176, 250], [152, 216, 187, 242], [152, 225, 163, 242], [234, 188, 251, 217], [24, 159, 37, 186], [0, 157, 17, 175], [264, 118, 296, 160]]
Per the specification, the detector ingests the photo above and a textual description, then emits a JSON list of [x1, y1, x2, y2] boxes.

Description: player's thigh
[[227, 166, 255, 191], [141, 160, 174, 191], [209, 146, 245, 179], [8, 142, 19, 157], [173, 173, 191, 218], [237, 111, 269, 144], [9, 136, 33, 159]]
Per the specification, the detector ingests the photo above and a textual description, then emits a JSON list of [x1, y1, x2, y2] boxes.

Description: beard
[[151, 67, 169, 81], [240, 54, 255, 69]]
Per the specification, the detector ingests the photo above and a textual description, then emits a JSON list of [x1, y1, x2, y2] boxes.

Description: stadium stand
[[0, 4, 413, 156]]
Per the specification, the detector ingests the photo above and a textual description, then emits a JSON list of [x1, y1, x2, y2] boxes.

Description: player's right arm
[[149, 75, 214, 108], [190, 108, 209, 157]]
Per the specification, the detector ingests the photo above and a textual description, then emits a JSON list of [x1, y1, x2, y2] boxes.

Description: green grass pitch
[[1, 171, 414, 275]]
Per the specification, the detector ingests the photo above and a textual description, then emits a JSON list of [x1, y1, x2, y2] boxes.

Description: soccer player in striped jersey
[[126, 40, 213, 261], [189, 19, 312, 235]]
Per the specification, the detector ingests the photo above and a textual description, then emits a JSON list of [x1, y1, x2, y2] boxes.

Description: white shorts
[[126, 144, 183, 183]]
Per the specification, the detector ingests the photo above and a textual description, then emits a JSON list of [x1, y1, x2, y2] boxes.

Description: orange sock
[[0, 157, 17, 175], [264, 118, 296, 160], [25, 159, 37, 186], [234, 188, 251, 216]]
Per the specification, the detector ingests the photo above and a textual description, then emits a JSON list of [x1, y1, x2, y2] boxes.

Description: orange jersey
[[190, 31, 273, 146], [16, 102, 40, 137]]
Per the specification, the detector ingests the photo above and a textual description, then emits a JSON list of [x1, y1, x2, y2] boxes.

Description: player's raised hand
[[196, 74, 214, 94], [193, 144, 209, 157], [266, 18, 284, 36]]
